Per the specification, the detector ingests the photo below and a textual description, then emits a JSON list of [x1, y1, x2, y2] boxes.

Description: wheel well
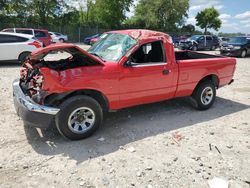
[[195, 74, 219, 91], [18, 51, 31, 61], [44, 89, 109, 112]]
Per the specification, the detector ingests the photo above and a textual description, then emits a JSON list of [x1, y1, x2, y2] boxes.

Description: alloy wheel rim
[[68, 107, 95, 134], [242, 50, 246, 57], [200, 87, 214, 105]]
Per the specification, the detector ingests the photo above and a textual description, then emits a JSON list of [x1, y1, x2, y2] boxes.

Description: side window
[[16, 29, 33, 35], [199, 36, 204, 41], [35, 31, 47, 37], [0, 35, 28, 43], [206, 36, 212, 41], [0, 35, 6, 43], [213, 37, 219, 42], [131, 41, 164, 64]]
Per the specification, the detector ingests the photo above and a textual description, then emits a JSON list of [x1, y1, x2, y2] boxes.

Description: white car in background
[[0, 32, 42, 62], [49, 32, 68, 43]]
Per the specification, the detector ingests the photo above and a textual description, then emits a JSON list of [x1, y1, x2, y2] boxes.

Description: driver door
[[119, 40, 176, 108]]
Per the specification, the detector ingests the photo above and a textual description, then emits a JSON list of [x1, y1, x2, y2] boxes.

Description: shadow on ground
[[23, 96, 249, 164], [0, 62, 21, 67]]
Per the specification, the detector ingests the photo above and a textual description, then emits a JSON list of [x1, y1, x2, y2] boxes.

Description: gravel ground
[[0, 46, 249, 188]]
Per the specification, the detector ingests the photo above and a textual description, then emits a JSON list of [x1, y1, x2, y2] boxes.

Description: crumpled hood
[[29, 43, 104, 65], [180, 39, 197, 45]]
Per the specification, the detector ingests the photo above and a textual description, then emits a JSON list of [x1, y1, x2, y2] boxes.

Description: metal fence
[[47, 26, 110, 43], [0, 24, 110, 43]]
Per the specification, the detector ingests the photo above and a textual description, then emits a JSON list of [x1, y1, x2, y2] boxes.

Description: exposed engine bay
[[19, 47, 101, 104], [20, 63, 46, 104], [37, 52, 100, 71]]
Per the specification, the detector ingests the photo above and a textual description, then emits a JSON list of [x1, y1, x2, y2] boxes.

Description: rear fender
[[193, 74, 219, 94]]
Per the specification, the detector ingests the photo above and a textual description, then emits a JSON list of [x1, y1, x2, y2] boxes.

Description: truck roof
[[108, 29, 172, 43]]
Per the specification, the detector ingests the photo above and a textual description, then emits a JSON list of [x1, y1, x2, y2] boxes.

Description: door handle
[[162, 69, 170, 75]]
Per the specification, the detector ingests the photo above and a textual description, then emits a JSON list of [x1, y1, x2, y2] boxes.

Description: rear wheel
[[59, 38, 65, 43], [240, 50, 246, 58], [192, 81, 216, 110], [55, 96, 103, 140], [18, 52, 31, 63], [210, 45, 216, 50]]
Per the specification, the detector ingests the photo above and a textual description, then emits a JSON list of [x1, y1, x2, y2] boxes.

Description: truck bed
[[174, 50, 236, 98], [175, 51, 223, 61]]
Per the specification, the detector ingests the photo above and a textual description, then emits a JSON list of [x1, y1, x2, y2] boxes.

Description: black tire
[[192, 45, 198, 51], [18, 52, 31, 63], [59, 38, 65, 43], [240, 50, 247, 58], [55, 95, 103, 140], [192, 81, 216, 110], [210, 45, 216, 50]]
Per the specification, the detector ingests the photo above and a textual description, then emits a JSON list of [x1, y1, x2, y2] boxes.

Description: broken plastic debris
[[171, 131, 184, 146], [97, 137, 105, 142], [208, 177, 228, 188], [127, 147, 136, 153]]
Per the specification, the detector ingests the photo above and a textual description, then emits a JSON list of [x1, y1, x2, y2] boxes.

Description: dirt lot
[[0, 47, 249, 188]]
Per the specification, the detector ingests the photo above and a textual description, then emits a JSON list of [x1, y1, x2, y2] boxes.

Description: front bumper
[[12, 79, 60, 128], [220, 49, 241, 57], [178, 43, 192, 50]]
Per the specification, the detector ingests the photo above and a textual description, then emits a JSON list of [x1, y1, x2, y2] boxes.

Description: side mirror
[[124, 59, 133, 67]]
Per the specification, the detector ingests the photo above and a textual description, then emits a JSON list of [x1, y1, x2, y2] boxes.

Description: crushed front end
[[13, 78, 60, 128], [12, 44, 104, 128]]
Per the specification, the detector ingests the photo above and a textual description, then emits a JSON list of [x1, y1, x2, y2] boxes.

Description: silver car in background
[[49, 32, 68, 43]]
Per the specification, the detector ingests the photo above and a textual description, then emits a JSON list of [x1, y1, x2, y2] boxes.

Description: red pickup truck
[[13, 30, 236, 140]]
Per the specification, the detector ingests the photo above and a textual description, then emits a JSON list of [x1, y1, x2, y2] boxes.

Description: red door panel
[[119, 63, 176, 108]]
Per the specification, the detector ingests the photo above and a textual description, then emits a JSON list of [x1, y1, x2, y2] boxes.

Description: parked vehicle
[[89, 35, 100, 45], [0, 32, 42, 62], [171, 35, 190, 48], [1, 28, 52, 47], [218, 37, 230, 48], [179, 35, 220, 51], [49, 32, 68, 43], [220, 37, 250, 58], [13, 30, 236, 140], [83, 34, 100, 45]]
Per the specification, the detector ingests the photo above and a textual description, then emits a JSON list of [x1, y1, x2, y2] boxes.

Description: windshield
[[188, 35, 201, 41], [228, 37, 247, 44], [88, 33, 137, 61]]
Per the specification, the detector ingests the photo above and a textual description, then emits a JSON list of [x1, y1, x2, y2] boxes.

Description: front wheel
[[18, 52, 31, 63], [192, 45, 198, 51], [55, 96, 103, 140], [192, 81, 216, 110]]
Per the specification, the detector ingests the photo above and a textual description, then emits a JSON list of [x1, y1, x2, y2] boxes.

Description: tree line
[[0, 0, 222, 36]]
